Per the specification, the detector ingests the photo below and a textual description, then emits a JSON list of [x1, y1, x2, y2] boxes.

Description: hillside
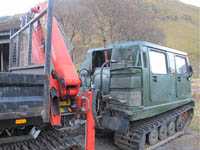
[[54, 0, 199, 76], [1, 0, 198, 76], [144, 0, 199, 68]]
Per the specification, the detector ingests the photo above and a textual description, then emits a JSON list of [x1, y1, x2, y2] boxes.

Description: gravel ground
[[157, 128, 200, 150], [75, 127, 200, 150], [94, 128, 200, 150]]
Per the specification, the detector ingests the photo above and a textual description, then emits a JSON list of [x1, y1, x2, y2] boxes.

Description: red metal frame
[[31, 3, 80, 125], [86, 92, 95, 150], [30, 2, 95, 150]]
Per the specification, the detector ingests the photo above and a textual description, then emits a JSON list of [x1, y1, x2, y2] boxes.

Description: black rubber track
[[0, 127, 82, 150], [114, 102, 194, 150]]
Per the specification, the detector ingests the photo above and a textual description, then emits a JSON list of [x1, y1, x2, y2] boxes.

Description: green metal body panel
[[80, 41, 194, 122], [93, 68, 110, 95], [109, 67, 142, 106], [107, 98, 193, 121]]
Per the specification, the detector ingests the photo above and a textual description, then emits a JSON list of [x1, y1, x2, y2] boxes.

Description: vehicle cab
[[79, 41, 194, 132]]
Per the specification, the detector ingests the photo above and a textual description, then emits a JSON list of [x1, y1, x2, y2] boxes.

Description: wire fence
[[9, 28, 32, 68], [9, 8, 48, 70]]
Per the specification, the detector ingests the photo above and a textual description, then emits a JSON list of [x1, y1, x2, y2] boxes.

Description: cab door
[[149, 49, 171, 103], [175, 55, 191, 99]]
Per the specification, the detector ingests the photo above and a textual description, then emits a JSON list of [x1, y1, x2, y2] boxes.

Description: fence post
[[28, 24, 33, 65], [9, 30, 14, 69]]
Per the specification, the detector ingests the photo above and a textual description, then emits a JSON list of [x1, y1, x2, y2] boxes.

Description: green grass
[[144, 0, 199, 62], [159, 20, 199, 61], [75, 63, 82, 71]]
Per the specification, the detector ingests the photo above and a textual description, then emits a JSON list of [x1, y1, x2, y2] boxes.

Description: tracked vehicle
[[80, 41, 195, 149]]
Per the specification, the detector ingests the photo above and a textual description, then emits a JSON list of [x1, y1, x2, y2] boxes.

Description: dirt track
[[157, 129, 200, 150], [92, 128, 200, 150], [74, 127, 199, 150]]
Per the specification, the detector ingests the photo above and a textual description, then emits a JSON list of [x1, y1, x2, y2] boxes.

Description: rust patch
[[113, 117, 119, 123]]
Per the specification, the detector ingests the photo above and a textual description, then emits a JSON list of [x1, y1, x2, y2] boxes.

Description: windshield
[[111, 46, 139, 66]]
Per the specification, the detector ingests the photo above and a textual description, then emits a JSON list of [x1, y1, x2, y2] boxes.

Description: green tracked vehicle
[[79, 41, 195, 150]]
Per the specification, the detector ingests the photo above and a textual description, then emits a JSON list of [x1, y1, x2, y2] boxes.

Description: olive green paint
[[80, 41, 194, 122]]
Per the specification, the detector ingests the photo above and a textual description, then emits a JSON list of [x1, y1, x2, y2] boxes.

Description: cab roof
[[87, 41, 187, 56]]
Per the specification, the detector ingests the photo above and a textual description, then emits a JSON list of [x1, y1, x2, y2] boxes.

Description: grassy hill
[[72, 0, 199, 76], [144, 0, 199, 62]]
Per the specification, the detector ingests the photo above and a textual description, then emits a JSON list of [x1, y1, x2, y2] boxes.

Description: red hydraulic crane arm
[[30, 2, 95, 150], [31, 2, 80, 125], [31, 3, 80, 95]]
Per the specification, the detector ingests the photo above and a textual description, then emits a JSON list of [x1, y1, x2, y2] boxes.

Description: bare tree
[[86, 0, 165, 44], [54, 0, 166, 63], [54, 0, 83, 43]]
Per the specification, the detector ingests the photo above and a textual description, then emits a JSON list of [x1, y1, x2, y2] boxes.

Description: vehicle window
[[149, 50, 167, 74], [92, 49, 112, 67], [175, 56, 187, 74], [111, 46, 139, 66]]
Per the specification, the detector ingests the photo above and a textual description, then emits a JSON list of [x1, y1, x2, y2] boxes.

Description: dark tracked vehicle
[[79, 41, 195, 149]]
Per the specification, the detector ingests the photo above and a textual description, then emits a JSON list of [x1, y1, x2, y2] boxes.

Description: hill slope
[[144, 0, 199, 62]]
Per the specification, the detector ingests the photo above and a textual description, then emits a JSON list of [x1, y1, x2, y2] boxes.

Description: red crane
[[30, 2, 95, 150]]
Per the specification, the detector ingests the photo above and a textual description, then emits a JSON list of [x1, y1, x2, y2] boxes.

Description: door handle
[[152, 76, 157, 82], [178, 76, 181, 82]]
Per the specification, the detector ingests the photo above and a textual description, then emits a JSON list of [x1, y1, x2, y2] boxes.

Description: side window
[[92, 49, 112, 67], [175, 56, 187, 74], [149, 50, 167, 74]]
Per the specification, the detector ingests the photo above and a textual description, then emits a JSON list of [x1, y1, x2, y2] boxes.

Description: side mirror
[[187, 65, 193, 78]]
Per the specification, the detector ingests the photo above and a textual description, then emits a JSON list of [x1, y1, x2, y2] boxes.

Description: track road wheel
[[167, 121, 175, 136], [181, 111, 190, 128], [141, 134, 146, 149], [176, 116, 184, 131], [147, 129, 158, 145], [158, 124, 167, 140]]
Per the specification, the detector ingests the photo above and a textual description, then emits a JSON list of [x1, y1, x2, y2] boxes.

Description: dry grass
[[192, 79, 200, 89], [190, 79, 200, 131], [190, 101, 200, 131]]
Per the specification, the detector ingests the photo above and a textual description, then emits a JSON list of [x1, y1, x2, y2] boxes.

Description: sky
[[180, 0, 200, 7], [0, 0, 46, 17], [0, 0, 199, 17]]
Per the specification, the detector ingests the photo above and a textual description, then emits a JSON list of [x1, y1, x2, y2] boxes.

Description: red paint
[[86, 92, 95, 150], [77, 92, 95, 150], [31, 2, 80, 126], [30, 3, 95, 150]]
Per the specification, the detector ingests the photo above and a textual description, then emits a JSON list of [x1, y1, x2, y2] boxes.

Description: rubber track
[[0, 127, 82, 150], [114, 102, 194, 150]]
